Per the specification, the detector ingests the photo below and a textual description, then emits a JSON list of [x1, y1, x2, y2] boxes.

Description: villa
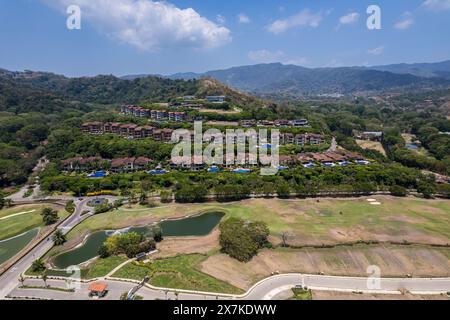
[[206, 96, 226, 103]]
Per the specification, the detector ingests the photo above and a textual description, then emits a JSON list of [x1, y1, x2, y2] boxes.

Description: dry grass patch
[[356, 140, 386, 155], [200, 245, 450, 290]]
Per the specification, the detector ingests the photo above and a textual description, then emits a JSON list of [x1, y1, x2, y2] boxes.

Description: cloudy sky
[[1, 0, 449, 76]]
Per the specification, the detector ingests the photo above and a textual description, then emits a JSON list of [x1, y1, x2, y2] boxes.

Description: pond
[[0, 228, 39, 265], [52, 211, 225, 269], [159, 211, 225, 237]]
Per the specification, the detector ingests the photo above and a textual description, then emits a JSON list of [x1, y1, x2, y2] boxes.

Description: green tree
[[113, 199, 123, 210], [42, 272, 48, 287], [31, 259, 46, 273], [139, 192, 148, 205], [219, 218, 269, 262], [151, 225, 163, 243], [389, 185, 407, 197], [160, 190, 173, 203], [40, 208, 58, 225], [52, 230, 67, 246]]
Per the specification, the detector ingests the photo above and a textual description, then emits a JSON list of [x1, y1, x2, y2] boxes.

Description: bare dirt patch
[[153, 229, 220, 259], [200, 245, 450, 290]]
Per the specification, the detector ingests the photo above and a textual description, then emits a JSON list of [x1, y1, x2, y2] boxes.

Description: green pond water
[[0, 228, 39, 265], [52, 211, 225, 269]]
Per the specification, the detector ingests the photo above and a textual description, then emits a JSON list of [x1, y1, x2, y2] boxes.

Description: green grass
[[290, 288, 312, 300], [64, 197, 450, 245], [83, 256, 128, 279], [0, 205, 69, 240], [25, 256, 127, 279], [113, 254, 243, 294]]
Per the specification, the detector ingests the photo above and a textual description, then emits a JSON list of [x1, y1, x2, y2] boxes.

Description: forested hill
[[0, 70, 270, 110], [0, 77, 92, 114], [167, 63, 450, 98]]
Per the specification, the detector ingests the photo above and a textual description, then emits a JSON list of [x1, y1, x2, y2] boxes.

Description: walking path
[[0, 210, 36, 221]]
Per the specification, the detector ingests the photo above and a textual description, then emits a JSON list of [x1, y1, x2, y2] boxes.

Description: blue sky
[[1, 0, 449, 77]]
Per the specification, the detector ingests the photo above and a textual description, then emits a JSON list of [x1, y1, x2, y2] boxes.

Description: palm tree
[[52, 230, 67, 246], [18, 275, 25, 287], [42, 272, 48, 287]]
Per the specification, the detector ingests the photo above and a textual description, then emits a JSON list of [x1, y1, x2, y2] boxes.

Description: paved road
[[2, 194, 449, 300], [0, 197, 96, 298], [244, 274, 450, 300], [5, 273, 450, 300]]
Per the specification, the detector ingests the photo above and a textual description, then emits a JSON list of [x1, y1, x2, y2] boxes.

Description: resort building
[[110, 157, 152, 173], [62, 157, 108, 172], [206, 96, 226, 103], [354, 130, 384, 142], [280, 133, 325, 146]]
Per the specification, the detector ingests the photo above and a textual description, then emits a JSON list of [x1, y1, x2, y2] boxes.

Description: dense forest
[[1, 69, 449, 199]]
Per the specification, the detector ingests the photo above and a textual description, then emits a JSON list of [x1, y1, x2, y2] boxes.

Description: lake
[[0, 228, 39, 265], [52, 211, 225, 269]]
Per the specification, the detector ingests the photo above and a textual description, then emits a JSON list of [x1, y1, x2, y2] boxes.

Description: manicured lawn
[[65, 197, 450, 245], [0, 204, 69, 240], [83, 256, 128, 279], [113, 254, 243, 294]]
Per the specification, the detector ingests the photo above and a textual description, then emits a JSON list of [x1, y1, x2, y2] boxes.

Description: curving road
[[1, 195, 449, 300], [5, 273, 450, 301], [0, 197, 100, 298]]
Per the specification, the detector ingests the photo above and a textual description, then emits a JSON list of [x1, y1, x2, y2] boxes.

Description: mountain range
[[122, 60, 450, 98]]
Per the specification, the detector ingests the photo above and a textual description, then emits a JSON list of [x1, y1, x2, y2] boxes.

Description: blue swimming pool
[[87, 171, 106, 178], [232, 168, 251, 173], [149, 169, 168, 175]]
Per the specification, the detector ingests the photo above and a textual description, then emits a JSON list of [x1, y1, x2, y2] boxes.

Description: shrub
[[160, 190, 173, 203], [389, 185, 407, 197], [65, 200, 76, 214], [94, 203, 113, 214], [219, 218, 270, 262]]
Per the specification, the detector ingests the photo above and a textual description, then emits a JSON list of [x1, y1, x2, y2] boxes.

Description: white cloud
[[267, 9, 322, 34], [339, 12, 360, 25], [367, 46, 385, 56], [422, 0, 450, 11], [237, 13, 250, 24], [248, 50, 285, 63], [41, 0, 231, 51], [248, 49, 308, 66], [284, 57, 309, 66], [216, 14, 226, 25], [395, 12, 414, 30]]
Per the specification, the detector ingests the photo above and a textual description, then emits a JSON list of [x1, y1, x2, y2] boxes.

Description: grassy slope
[[0, 205, 69, 240], [25, 256, 128, 279], [64, 197, 450, 245], [113, 254, 243, 294]]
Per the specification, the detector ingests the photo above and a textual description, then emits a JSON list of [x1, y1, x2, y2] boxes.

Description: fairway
[[64, 196, 450, 247], [0, 204, 67, 240]]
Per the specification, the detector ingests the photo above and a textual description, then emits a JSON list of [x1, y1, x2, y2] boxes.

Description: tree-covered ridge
[[169, 63, 450, 98], [0, 70, 274, 115], [0, 77, 91, 114]]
